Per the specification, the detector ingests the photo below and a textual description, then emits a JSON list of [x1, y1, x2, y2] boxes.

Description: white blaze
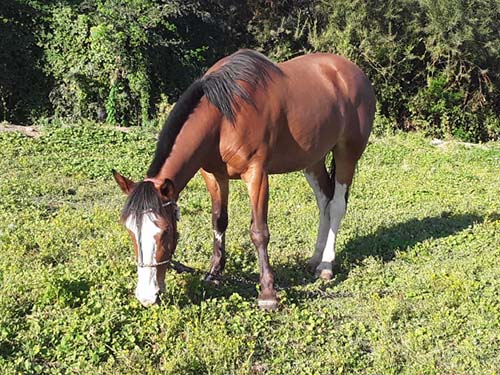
[[214, 230, 224, 243], [126, 214, 162, 306]]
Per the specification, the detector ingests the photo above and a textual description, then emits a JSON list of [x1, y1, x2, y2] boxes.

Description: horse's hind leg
[[201, 169, 229, 283], [304, 159, 333, 271], [315, 145, 359, 279]]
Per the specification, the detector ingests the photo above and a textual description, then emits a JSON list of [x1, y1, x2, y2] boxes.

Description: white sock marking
[[321, 179, 347, 264], [304, 171, 331, 262]]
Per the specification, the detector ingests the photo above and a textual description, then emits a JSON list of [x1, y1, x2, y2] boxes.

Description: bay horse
[[113, 50, 375, 309]]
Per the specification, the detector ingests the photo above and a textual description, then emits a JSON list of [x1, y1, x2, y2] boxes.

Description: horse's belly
[[267, 123, 341, 174], [264, 80, 346, 173]]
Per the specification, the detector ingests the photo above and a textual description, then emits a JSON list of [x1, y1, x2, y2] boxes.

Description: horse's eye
[[162, 225, 173, 235]]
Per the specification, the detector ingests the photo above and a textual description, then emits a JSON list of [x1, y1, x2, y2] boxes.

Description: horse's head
[[112, 170, 179, 307]]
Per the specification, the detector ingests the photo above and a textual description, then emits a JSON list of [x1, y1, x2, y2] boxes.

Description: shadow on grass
[[275, 212, 488, 286], [55, 278, 93, 308], [179, 212, 494, 306], [342, 212, 488, 265]]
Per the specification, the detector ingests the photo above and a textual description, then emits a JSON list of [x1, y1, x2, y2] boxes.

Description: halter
[[136, 200, 179, 268]]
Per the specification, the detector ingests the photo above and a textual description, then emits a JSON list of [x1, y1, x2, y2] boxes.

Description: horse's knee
[[330, 180, 348, 222], [250, 227, 269, 248]]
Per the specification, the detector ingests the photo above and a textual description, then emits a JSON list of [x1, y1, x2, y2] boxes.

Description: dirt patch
[[0, 122, 41, 138], [0, 122, 134, 138]]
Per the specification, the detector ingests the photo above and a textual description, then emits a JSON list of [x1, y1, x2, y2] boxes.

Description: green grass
[[0, 124, 499, 374]]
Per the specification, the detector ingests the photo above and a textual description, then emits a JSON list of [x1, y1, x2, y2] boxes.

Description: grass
[[0, 124, 498, 374]]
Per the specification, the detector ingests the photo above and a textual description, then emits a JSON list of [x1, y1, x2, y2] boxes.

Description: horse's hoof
[[258, 298, 279, 310], [258, 290, 279, 310], [204, 273, 222, 286], [205, 278, 222, 287], [315, 262, 334, 280], [317, 269, 333, 280]]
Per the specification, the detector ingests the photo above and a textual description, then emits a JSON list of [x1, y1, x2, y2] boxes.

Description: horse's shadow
[[182, 212, 493, 305]]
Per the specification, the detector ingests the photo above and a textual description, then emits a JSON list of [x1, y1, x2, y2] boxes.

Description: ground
[[0, 124, 498, 374]]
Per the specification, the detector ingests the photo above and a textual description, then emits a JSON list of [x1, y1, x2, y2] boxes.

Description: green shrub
[[42, 2, 181, 126], [0, 0, 50, 123], [1, 0, 499, 141], [409, 74, 465, 139], [312, 0, 500, 142]]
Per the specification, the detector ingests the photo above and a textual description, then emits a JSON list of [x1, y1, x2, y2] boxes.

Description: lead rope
[[169, 262, 351, 299], [168, 261, 257, 286]]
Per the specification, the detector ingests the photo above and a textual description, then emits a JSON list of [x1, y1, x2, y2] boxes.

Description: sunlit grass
[[0, 126, 498, 374]]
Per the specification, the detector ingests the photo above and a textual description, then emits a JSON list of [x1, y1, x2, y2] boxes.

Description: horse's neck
[[155, 102, 220, 193]]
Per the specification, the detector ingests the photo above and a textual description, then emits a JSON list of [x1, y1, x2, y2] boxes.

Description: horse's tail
[[328, 151, 336, 188]]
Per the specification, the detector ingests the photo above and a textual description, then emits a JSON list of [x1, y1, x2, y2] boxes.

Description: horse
[[113, 49, 375, 309]]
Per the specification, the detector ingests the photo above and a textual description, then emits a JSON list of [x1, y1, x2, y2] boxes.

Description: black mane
[[201, 49, 283, 123], [147, 80, 204, 177], [146, 49, 283, 178]]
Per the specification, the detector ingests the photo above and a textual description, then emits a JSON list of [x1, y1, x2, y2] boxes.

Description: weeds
[[0, 126, 498, 374]]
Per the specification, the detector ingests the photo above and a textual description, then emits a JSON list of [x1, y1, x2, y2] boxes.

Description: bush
[[1, 0, 499, 140], [41, 1, 209, 126], [0, 0, 50, 123], [311, 0, 500, 141], [244, 0, 320, 61]]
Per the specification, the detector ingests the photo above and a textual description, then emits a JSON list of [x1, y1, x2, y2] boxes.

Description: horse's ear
[[112, 169, 136, 195], [160, 179, 176, 200]]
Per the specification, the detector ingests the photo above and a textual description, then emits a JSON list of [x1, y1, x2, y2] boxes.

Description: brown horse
[[113, 50, 375, 309]]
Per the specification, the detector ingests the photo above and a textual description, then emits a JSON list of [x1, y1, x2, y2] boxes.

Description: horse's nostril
[[140, 298, 157, 307], [138, 294, 159, 307]]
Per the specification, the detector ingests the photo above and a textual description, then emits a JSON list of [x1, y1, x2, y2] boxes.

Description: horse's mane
[[122, 50, 283, 225], [146, 49, 283, 178], [146, 80, 205, 178], [201, 49, 283, 123]]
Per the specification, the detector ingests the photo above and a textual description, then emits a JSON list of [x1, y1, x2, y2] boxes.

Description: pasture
[[0, 124, 498, 374]]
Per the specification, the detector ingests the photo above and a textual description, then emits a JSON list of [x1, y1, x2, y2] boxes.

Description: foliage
[[41, 1, 206, 126], [1, 0, 499, 140], [409, 74, 465, 138], [0, 0, 50, 123], [243, 0, 320, 61], [0, 125, 499, 373], [311, 0, 500, 141]]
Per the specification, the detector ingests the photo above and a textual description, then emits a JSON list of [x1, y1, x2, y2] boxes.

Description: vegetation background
[[1, 0, 499, 141], [0, 126, 498, 374], [0, 1, 499, 374]]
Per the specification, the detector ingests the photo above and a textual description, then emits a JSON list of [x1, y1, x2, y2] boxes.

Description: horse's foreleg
[[201, 170, 229, 283], [242, 167, 278, 310]]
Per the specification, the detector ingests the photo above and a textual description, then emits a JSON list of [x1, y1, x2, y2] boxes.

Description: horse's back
[[281, 53, 374, 100], [263, 54, 375, 172], [212, 51, 375, 176], [280, 53, 374, 136]]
